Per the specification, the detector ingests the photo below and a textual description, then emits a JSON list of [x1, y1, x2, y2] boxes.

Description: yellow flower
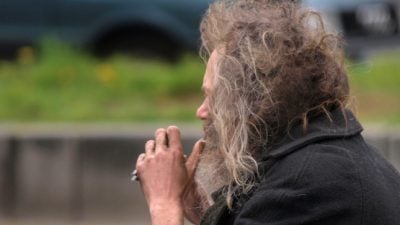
[[97, 63, 117, 85], [17, 46, 35, 65]]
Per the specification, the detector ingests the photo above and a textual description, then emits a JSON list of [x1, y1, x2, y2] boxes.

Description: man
[[134, 0, 400, 224]]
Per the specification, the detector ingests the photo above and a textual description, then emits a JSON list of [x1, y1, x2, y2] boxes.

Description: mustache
[[202, 118, 213, 137]]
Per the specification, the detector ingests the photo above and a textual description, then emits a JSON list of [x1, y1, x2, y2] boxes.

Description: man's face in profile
[[196, 50, 220, 153], [196, 50, 218, 146], [194, 50, 230, 194], [196, 50, 218, 122]]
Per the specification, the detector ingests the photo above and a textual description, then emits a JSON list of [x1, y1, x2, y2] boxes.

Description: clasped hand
[[135, 126, 205, 224]]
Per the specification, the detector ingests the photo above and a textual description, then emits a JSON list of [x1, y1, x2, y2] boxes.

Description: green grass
[[0, 39, 399, 124], [0, 40, 204, 122], [347, 51, 400, 125], [348, 52, 400, 93]]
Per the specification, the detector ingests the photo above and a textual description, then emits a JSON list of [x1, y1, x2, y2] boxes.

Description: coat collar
[[201, 108, 364, 225], [262, 108, 363, 160]]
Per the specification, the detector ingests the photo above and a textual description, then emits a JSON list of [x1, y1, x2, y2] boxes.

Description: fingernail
[[167, 126, 178, 133]]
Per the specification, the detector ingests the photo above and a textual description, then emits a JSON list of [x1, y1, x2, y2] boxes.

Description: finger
[[136, 153, 146, 168], [136, 153, 146, 164], [185, 140, 205, 177], [155, 128, 167, 152], [145, 140, 155, 156], [167, 126, 183, 153], [138, 153, 146, 160], [133, 153, 145, 181]]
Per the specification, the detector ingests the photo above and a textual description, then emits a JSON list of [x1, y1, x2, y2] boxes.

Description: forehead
[[203, 50, 219, 90]]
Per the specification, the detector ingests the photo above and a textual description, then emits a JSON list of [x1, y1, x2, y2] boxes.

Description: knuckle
[[157, 148, 168, 156], [168, 126, 180, 133], [154, 154, 164, 162], [143, 155, 154, 165], [155, 144, 167, 151], [145, 140, 154, 147], [136, 163, 144, 171], [172, 148, 183, 157], [155, 128, 166, 135], [171, 145, 183, 152]]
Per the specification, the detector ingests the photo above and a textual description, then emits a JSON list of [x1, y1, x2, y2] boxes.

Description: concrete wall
[[0, 124, 399, 224], [0, 124, 201, 224]]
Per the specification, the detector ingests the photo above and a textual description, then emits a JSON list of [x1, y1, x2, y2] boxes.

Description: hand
[[182, 177, 211, 225], [183, 139, 209, 225], [135, 126, 204, 225]]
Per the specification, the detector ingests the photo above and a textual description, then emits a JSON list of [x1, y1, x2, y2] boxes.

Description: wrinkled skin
[[136, 126, 205, 225], [135, 51, 219, 225]]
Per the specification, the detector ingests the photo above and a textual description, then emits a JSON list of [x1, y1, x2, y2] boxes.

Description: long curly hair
[[198, 0, 350, 208]]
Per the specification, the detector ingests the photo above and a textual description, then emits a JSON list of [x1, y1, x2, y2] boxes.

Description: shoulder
[[231, 143, 363, 224], [262, 142, 360, 188]]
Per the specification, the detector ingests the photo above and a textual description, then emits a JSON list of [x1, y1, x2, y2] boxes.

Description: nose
[[196, 101, 208, 120]]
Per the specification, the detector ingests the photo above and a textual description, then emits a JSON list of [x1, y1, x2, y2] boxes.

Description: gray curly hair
[[196, 0, 350, 209]]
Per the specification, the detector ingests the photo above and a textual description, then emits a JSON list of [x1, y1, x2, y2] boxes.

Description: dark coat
[[201, 109, 400, 225]]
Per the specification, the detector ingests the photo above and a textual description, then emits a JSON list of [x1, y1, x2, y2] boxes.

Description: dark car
[[0, 0, 211, 59], [303, 0, 400, 58]]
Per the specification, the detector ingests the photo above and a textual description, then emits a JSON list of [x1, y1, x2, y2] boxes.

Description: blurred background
[[0, 0, 400, 224]]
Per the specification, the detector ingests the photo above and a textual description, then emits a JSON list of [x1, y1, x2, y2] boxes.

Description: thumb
[[185, 139, 205, 176]]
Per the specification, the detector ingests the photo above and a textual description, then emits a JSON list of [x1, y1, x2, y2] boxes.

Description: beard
[[194, 118, 231, 199]]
